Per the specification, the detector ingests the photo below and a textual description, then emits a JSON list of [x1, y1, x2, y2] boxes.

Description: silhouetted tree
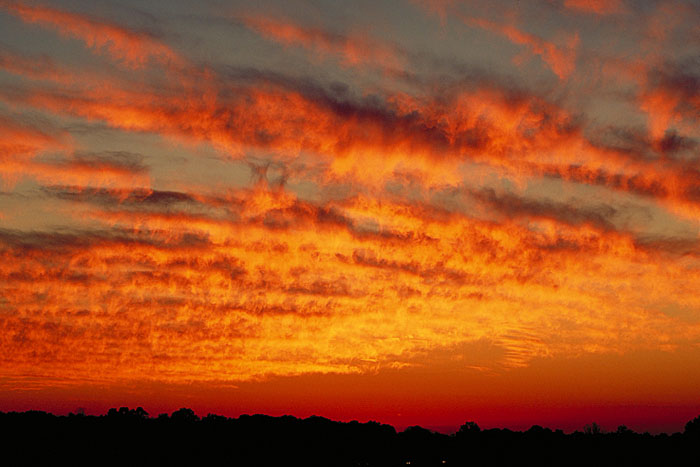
[[1, 409, 699, 466], [171, 407, 199, 423], [457, 420, 481, 434], [133, 407, 149, 419], [106, 406, 149, 420], [584, 422, 603, 435], [203, 413, 227, 423], [685, 415, 700, 436], [616, 425, 632, 434]]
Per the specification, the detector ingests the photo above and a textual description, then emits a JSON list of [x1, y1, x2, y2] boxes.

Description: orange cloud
[[468, 17, 579, 80], [0, 116, 70, 187], [4, 66, 700, 223], [640, 88, 680, 141], [1, 0, 183, 68], [1, 157, 149, 190], [563, 0, 623, 15], [595, 53, 698, 149], [0, 46, 69, 82], [3, 0, 700, 431], [240, 15, 405, 71], [0, 117, 148, 189], [0, 115, 67, 153], [2, 185, 699, 387], [639, 66, 700, 142]]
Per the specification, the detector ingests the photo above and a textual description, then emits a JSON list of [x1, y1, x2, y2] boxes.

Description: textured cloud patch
[[1, 0, 699, 408], [0, 0, 183, 68]]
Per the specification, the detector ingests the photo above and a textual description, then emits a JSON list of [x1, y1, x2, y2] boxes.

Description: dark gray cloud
[[470, 187, 618, 230]]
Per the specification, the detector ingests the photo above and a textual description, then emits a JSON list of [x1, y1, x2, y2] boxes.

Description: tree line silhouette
[[1, 408, 699, 466]]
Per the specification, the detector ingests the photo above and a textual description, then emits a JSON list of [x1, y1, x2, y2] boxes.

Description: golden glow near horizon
[[1, 0, 699, 430]]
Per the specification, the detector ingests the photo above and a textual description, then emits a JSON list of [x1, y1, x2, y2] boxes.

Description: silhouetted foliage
[[0, 408, 698, 466], [107, 406, 149, 420], [616, 424, 632, 434], [685, 415, 700, 436], [457, 420, 480, 434], [583, 422, 603, 435], [170, 407, 198, 423]]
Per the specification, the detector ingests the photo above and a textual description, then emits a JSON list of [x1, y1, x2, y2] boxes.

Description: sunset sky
[[1, 0, 699, 433]]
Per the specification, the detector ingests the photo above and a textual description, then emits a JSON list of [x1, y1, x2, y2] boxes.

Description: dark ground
[[1, 408, 699, 466]]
